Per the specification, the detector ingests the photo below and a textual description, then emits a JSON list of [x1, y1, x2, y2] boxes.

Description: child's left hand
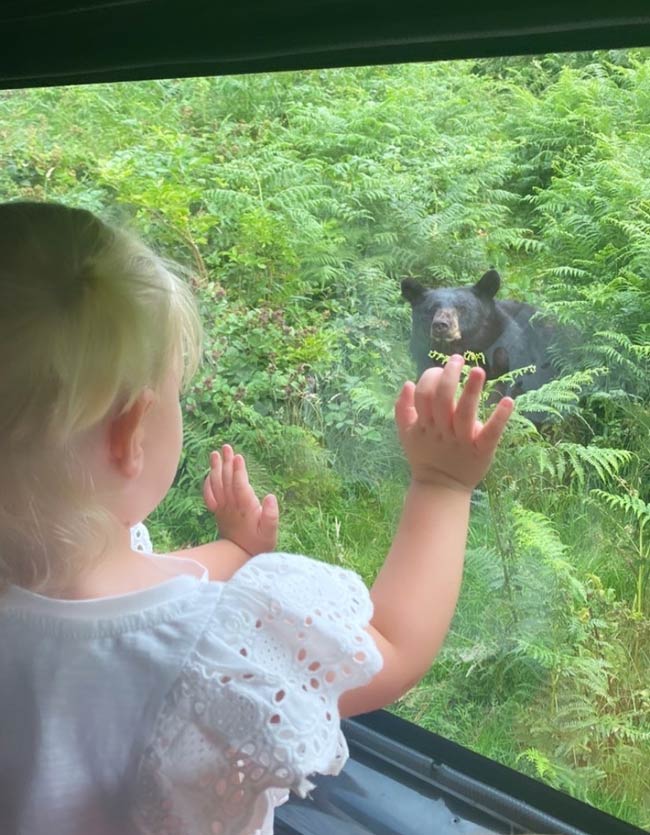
[[203, 444, 279, 556]]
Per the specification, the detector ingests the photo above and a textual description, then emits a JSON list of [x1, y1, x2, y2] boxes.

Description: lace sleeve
[[130, 523, 154, 554], [133, 552, 383, 835]]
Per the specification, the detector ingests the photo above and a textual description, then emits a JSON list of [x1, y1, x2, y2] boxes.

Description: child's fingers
[[394, 381, 417, 433], [209, 450, 224, 507], [453, 366, 486, 440], [232, 454, 258, 510], [203, 471, 218, 513], [259, 494, 279, 547], [413, 367, 443, 423], [221, 444, 234, 503], [431, 355, 464, 429], [476, 396, 514, 454]]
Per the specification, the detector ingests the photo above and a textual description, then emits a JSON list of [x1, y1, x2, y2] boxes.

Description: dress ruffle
[[133, 552, 383, 835], [130, 523, 154, 554]]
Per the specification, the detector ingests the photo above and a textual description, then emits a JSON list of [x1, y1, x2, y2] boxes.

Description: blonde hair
[[0, 201, 202, 592]]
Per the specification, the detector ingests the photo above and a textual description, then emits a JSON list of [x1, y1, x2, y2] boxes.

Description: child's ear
[[109, 390, 155, 479]]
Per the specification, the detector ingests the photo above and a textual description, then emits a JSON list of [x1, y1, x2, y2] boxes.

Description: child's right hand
[[203, 445, 279, 556], [395, 355, 513, 493], [339, 357, 513, 718]]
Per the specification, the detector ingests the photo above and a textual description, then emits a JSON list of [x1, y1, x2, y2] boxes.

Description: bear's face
[[401, 270, 501, 366]]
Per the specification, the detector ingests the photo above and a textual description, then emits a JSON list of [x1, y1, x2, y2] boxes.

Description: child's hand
[[203, 445, 279, 556], [395, 355, 514, 493]]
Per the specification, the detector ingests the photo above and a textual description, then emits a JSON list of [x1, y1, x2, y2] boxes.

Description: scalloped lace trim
[[132, 553, 383, 835], [131, 523, 153, 554]]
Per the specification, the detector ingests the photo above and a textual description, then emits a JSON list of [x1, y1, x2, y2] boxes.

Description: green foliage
[[2, 51, 650, 828]]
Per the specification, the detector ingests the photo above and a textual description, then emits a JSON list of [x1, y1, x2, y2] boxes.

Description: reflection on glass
[[1, 50, 648, 828]]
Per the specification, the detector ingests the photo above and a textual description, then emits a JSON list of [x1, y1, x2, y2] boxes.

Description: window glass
[[2, 50, 649, 829]]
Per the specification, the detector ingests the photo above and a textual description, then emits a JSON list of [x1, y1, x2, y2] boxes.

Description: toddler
[[0, 201, 513, 835]]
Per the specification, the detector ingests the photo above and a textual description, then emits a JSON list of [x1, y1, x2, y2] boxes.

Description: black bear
[[401, 270, 557, 399]]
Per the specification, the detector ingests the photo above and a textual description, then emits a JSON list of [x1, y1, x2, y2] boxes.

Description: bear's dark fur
[[401, 270, 557, 399]]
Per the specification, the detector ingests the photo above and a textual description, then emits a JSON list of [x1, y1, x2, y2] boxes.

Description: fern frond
[[514, 369, 604, 418], [590, 489, 650, 531], [557, 443, 632, 486]]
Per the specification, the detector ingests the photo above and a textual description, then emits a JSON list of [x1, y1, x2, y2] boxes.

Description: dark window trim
[[352, 711, 646, 835], [2, 2, 650, 89]]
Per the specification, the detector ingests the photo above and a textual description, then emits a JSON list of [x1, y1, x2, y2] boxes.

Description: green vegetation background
[[1, 50, 649, 828]]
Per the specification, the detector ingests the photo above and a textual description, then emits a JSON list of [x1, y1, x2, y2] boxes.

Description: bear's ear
[[401, 277, 426, 305], [473, 269, 500, 299]]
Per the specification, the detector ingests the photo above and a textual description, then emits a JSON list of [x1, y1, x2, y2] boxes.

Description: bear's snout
[[430, 308, 461, 342]]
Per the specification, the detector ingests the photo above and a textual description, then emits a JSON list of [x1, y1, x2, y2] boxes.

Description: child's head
[[0, 201, 202, 592]]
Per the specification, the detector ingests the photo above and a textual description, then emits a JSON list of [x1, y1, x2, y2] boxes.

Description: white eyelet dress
[[0, 525, 383, 835]]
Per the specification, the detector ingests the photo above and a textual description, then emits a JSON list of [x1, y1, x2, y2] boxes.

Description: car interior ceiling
[[2, 2, 650, 88]]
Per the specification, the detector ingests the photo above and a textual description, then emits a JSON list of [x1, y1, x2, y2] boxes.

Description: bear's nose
[[431, 320, 450, 334]]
